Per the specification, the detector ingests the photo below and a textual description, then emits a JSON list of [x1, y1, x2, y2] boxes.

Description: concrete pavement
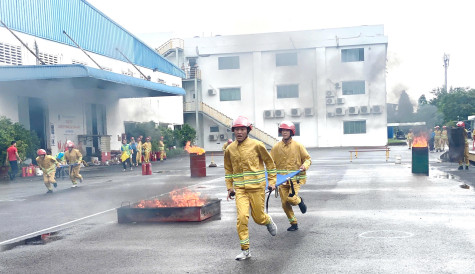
[[1, 146, 474, 273]]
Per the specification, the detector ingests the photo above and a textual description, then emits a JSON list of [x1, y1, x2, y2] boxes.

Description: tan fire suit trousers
[[279, 183, 302, 225], [459, 142, 469, 166], [69, 165, 82, 184], [235, 187, 271, 250], [144, 151, 151, 163], [137, 150, 142, 164], [43, 171, 56, 191]]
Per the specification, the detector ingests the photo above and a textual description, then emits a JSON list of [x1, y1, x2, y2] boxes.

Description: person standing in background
[[129, 137, 138, 167], [407, 129, 414, 149], [136, 136, 143, 166], [159, 136, 166, 161], [120, 139, 133, 171], [5, 141, 22, 181], [142, 137, 152, 163]]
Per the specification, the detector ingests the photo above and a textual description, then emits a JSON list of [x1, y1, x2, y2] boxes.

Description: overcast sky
[[88, 0, 474, 104]]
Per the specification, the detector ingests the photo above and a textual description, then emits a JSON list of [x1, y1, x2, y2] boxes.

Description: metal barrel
[[190, 153, 206, 177]]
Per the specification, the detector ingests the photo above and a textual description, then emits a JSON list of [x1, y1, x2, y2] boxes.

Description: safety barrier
[[349, 146, 390, 162]]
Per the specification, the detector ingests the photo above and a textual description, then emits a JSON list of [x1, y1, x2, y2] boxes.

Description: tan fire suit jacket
[[224, 137, 276, 191], [36, 155, 58, 175], [65, 149, 82, 164], [270, 138, 311, 184], [143, 142, 152, 152], [407, 132, 414, 140]]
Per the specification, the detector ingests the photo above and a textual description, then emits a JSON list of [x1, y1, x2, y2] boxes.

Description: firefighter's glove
[[227, 189, 235, 201], [299, 165, 306, 171], [268, 185, 276, 192]]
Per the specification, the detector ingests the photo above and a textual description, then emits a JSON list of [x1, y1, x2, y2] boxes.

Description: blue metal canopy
[[0, 65, 185, 97]]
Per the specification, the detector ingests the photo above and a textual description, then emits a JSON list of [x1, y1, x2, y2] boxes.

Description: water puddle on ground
[[1, 231, 63, 252], [433, 173, 456, 179]]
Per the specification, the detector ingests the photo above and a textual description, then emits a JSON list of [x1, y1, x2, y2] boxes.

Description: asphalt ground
[[0, 146, 474, 273]]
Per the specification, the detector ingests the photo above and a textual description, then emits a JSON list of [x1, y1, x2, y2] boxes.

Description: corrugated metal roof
[[0, 0, 185, 78], [0, 65, 185, 96]]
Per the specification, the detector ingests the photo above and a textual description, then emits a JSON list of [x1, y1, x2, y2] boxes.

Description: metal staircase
[[184, 102, 279, 148], [156, 38, 184, 57]]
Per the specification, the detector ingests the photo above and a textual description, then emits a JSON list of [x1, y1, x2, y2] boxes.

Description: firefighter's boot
[[466, 165, 469, 170], [298, 198, 307, 214], [235, 249, 251, 261], [458, 166, 464, 170], [266, 216, 277, 236], [287, 224, 299, 231]]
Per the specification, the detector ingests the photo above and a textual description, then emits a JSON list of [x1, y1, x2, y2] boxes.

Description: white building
[[160, 25, 388, 150], [0, 0, 185, 160]]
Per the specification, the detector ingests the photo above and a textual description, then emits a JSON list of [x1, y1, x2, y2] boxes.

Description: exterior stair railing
[[156, 38, 184, 56], [184, 102, 279, 148]]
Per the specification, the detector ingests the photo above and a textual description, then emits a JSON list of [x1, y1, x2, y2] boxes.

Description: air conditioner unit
[[219, 134, 226, 140], [304, 108, 314, 116], [208, 89, 216, 95], [326, 98, 335, 105], [335, 107, 345, 116], [337, 98, 345, 104], [209, 134, 218, 141], [372, 105, 383, 114], [274, 109, 285, 118], [264, 110, 274, 119], [348, 106, 359, 115], [326, 90, 334, 97], [327, 112, 335, 118], [360, 106, 370, 114], [290, 108, 301, 117]]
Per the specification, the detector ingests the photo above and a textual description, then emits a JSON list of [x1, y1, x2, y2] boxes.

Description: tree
[[0, 116, 40, 162], [414, 104, 443, 129], [418, 94, 428, 106], [430, 87, 475, 123]]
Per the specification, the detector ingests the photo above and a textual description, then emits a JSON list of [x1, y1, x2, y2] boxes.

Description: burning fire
[[184, 141, 205, 155], [135, 188, 208, 208], [412, 135, 428, 148]]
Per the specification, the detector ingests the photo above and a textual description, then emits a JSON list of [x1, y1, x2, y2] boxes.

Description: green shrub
[[0, 116, 40, 162]]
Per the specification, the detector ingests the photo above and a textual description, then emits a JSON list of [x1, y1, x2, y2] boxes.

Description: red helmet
[[443, 126, 447, 128], [279, 121, 296, 135], [456, 121, 465, 128], [231, 116, 252, 132], [37, 149, 46, 156], [67, 141, 75, 148], [435, 126, 440, 129]]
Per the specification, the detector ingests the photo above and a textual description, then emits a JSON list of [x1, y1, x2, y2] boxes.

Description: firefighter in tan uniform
[[441, 126, 448, 151], [407, 129, 414, 149], [64, 141, 83, 187], [136, 136, 143, 165], [224, 116, 277, 261], [222, 139, 233, 151], [270, 121, 311, 231], [159, 136, 166, 161], [434, 126, 441, 152], [457, 121, 470, 170], [142, 137, 152, 163], [36, 149, 59, 193]]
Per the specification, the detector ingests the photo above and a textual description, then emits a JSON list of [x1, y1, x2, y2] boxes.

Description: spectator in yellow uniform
[[270, 121, 311, 232], [159, 136, 166, 161], [36, 149, 59, 193], [64, 141, 83, 187], [224, 116, 277, 261], [222, 139, 233, 151], [136, 136, 143, 166], [441, 126, 448, 152], [407, 129, 414, 149], [434, 126, 441, 152], [142, 137, 152, 163], [456, 121, 469, 170]]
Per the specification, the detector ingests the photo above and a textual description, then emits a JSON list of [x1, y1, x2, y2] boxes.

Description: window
[[342, 81, 365, 95], [277, 84, 299, 98], [276, 52, 297, 66], [220, 88, 241, 101], [218, 56, 240, 70], [38, 52, 59, 65], [344, 121, 366, 134], [278, 122, 300, 136], [341, 48, 364, 62], [72, 59, 87, 66], [210, 126, 219, 133], [0, 42, 22, 65]]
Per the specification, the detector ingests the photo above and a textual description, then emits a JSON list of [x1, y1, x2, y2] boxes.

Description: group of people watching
[[120, 135, 166, 171]]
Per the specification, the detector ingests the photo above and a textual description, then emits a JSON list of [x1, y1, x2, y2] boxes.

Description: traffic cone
[[208, 152, 217, 167]]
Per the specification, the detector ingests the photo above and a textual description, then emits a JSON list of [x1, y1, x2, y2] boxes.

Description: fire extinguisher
[[22, 167, 27, 177], [142, 163, 147, 175], [146, 163, 152, 175]]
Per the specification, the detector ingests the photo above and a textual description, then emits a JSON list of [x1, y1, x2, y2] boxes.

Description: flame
[[412, 136, 428, 148], [135, 188, 208, 208], [184, 141, 206, 155]]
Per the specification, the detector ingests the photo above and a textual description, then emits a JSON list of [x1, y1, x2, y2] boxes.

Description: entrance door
[[28, 97, 47, 149]]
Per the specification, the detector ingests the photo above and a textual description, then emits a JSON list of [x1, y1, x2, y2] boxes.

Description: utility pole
[[443, 53, 450, 92]]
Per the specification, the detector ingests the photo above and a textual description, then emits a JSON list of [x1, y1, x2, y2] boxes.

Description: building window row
[[0, 42, 22, 65], [218, 56, 240, 70], [341, 48, 364, 62], [344, 120, 366, 134], [342, 80, 365, 95], [38, 52, 59, 65], [276, 52, 297, 67], [219, 87, 241, 101]]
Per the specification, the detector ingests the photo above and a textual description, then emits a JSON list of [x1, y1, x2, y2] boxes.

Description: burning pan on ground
[[117, 198, 221, 223]]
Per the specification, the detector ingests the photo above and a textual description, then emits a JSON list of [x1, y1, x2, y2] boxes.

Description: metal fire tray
[[117, 198, 221, 223]]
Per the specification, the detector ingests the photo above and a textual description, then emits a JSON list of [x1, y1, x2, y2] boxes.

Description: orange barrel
[[146, 163, 152, 175], [190, 153, 206, 177]]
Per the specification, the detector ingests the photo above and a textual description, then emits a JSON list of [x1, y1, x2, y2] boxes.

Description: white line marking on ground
[[0, 208, 116, 246]]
